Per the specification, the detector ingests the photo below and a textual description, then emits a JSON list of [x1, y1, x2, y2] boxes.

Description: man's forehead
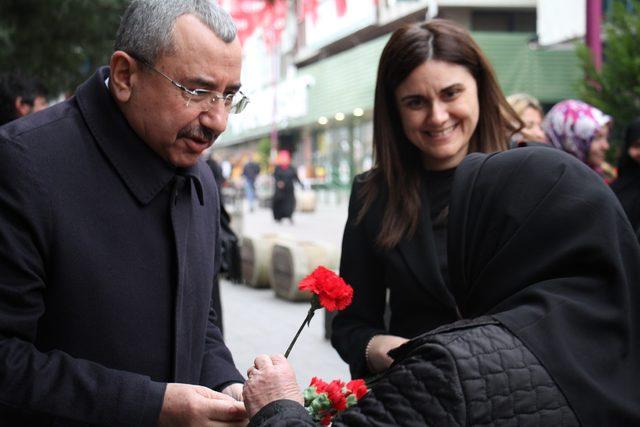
[[164, 14, 242, 86], [171, 14, 238, 57]]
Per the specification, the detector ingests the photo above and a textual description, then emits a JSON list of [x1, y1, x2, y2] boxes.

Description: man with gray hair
[[0, 0, 250, 425]]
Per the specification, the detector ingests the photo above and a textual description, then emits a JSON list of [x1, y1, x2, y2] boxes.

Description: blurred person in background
[[243, 152, 261, 212], [207, 151, 226, 195], [0, 72, 48, 125], [611, 117, 640, 235], [272, 150, 301, 223], [542, 99, 616, 183], [331, 19, 521, 379], [507, 92, 546, 143]]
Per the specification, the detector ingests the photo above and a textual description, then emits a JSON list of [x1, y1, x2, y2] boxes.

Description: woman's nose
[[427, 101, 449, 126]]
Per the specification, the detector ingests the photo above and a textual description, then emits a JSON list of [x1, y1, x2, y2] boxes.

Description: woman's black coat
[[331, 174, 458, 378]]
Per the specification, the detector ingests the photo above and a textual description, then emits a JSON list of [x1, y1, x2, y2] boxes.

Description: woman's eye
[[442, 88, 460, 99], [405, 98, 425, 109]]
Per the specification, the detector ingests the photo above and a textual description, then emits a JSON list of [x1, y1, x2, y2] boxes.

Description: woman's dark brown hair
[[358, 19, 521, 248]]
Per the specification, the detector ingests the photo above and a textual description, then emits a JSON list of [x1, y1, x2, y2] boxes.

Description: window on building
[[471, 10, 536, 32]]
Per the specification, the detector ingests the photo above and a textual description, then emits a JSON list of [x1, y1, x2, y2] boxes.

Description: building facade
[[216, 0, 583, 191]]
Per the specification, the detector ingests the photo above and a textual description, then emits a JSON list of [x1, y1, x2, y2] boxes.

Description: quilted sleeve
[[247, 342, 465, 426], [333, 342, 466, 426]]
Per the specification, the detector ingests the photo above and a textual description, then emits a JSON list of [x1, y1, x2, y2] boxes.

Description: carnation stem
[[285, 303, 317, 358]]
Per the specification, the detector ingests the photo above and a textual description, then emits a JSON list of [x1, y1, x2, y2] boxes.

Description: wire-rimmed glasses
[[128, 53, 249, 114]]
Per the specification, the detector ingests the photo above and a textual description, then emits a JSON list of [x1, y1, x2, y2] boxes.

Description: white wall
[[537, 0, 585, 45]]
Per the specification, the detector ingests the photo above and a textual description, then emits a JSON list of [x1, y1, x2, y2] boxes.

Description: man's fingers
[[195, 387, 236, 401], [253, 354, 273, 369], [270, 354, 287, 365], [206, 399, 247, 422]]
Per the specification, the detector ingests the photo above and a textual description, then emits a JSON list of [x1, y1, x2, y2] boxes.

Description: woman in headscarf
[[242, 145, 640, 426], [271, 150, 300, 223], [611, 117, 640, 235], [542, 99, 616, 182]]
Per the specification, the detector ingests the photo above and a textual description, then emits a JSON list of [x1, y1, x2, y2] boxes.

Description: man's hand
[[222, 383, 244, 401], [366, 335, 409, 373], [158, 383, 247, 427], [242, 354, 303, 418]]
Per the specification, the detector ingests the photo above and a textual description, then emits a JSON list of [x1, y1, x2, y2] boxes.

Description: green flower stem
[[285, 295, 320, 358]]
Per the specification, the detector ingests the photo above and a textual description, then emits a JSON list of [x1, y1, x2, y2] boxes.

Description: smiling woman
[[331, 19, 522, 379]]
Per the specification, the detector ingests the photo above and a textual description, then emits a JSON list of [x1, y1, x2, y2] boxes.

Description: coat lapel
[[396, 189, 457, 310]]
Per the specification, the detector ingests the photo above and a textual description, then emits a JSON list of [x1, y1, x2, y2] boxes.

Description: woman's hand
[[242, 354, 303, 418], [366, 335, 409, 373]]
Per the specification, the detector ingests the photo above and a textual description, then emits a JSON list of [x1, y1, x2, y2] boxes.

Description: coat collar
[[75, 67, 204, 205]]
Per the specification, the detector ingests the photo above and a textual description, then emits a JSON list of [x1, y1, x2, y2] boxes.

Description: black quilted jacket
[[249, 318, 579, 426]]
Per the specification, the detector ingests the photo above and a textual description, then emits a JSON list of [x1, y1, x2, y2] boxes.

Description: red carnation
[[310, 376, 328, 392], [303, 376, 370, 425], [326, 380, 347, 411], [284, 265, 354, 358], [299, 266, 353, 311], [346, 379, 368, 400]]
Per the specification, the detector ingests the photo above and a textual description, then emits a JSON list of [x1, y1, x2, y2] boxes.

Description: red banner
[[299, 0, 319, 23], [335, 0, 347, 17], [227, 0, 288, 49]]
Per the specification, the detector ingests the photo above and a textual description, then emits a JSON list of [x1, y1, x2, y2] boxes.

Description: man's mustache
[[177, 125, 215, 143]]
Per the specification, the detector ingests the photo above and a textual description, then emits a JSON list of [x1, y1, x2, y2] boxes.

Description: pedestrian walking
[[272, 150, 301, 223], [243, 153, 261, 212]]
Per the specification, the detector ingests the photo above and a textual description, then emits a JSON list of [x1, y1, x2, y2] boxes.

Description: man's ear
[[14, 96, 32, 117], [109, 51, 140, 103]]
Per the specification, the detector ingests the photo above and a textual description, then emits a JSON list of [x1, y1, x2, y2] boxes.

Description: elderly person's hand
[[242, 354, 303, 418]]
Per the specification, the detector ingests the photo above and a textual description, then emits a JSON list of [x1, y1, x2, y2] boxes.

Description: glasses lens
[[231, 94, 249, 114]]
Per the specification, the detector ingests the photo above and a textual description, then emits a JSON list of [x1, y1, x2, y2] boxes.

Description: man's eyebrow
[[184, 77, 242, 93]]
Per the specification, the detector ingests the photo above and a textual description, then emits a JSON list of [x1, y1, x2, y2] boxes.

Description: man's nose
[[199, 103, 228, 136]]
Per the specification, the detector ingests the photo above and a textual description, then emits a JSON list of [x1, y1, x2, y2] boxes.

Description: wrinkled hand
[[367, 335, 409, 373], [242, 354, 303, 418], [158, 383, 247, 427]]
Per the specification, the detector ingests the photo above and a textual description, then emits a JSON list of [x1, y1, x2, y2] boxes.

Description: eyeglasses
[[129, 53, 249, 114]]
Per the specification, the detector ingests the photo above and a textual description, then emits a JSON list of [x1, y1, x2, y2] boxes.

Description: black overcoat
[[0, 68, 243, 425]]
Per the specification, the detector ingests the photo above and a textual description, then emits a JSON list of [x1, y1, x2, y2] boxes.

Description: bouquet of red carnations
[[303, 377, 368, 425]]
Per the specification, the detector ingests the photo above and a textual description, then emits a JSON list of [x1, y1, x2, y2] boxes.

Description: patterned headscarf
[[542, 100, 612, 163]]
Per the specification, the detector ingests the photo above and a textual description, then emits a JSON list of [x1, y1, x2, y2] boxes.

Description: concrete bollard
[[269, 240, 340, 301], [240, 233, 292, 288]]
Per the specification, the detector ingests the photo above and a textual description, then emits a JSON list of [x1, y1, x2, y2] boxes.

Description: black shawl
[[449, 146, 640, 426]]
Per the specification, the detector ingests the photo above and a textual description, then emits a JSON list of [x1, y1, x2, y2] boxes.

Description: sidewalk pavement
[[220, 196, 353, 387]]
